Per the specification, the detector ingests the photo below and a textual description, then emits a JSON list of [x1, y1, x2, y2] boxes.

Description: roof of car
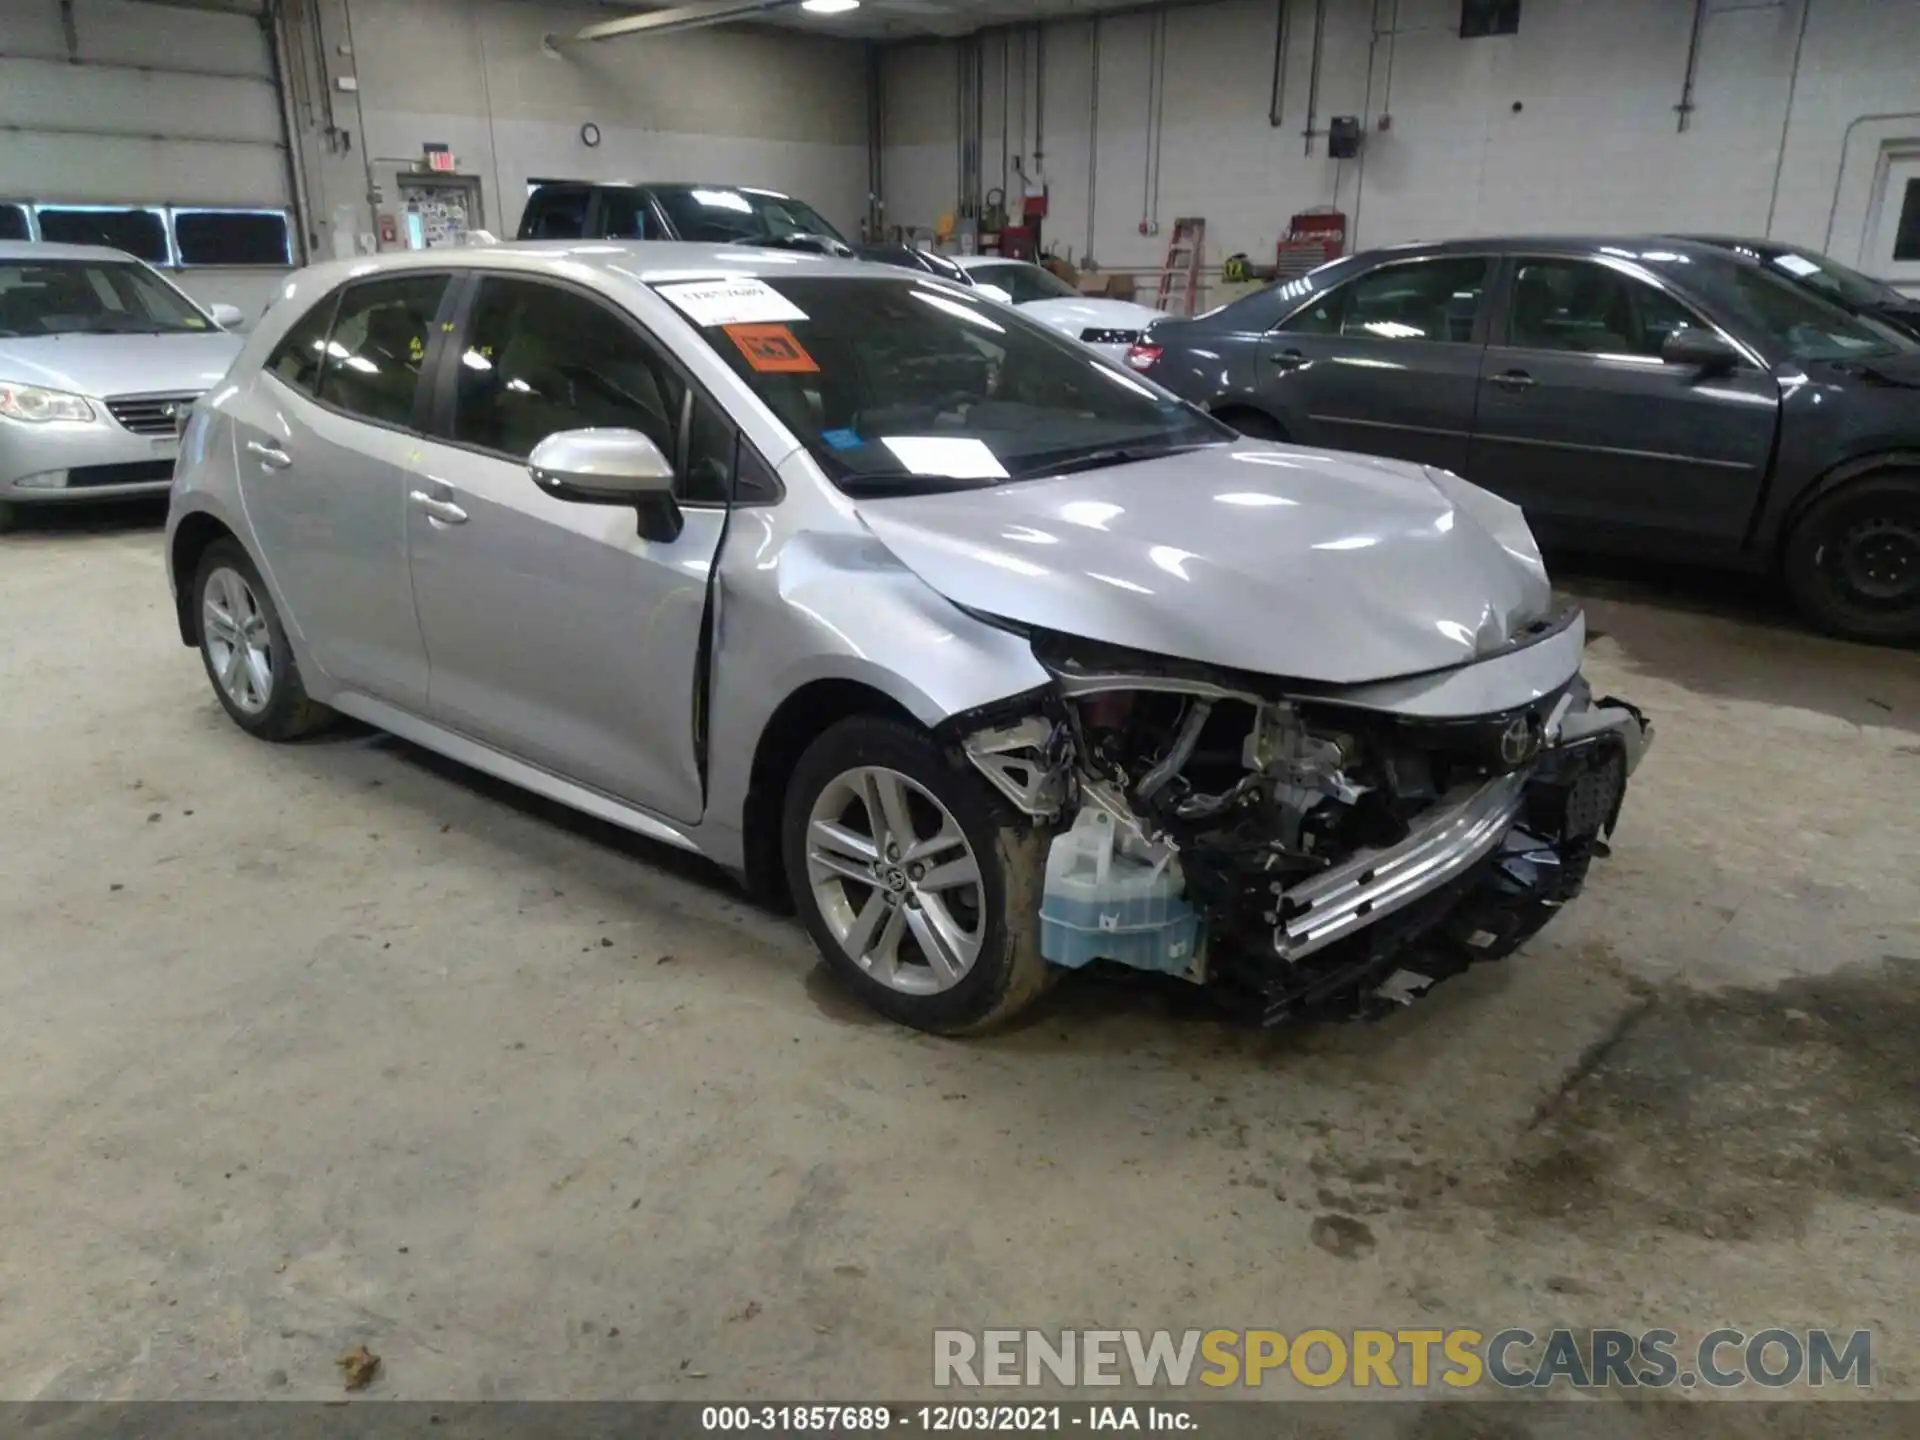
[[948, 255, 1025, 270], [293, 240, 913, 287], [530, 181, 796, 199], [1363, 235, 1741, 263], [0, 240, 142, 262]]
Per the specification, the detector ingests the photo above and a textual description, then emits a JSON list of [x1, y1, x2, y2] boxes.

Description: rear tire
[[1214, 408, 1288, 442], [781, 716, 1053, 1035], [1782, 474, 1920, 645], [193, 538, 333, 741]]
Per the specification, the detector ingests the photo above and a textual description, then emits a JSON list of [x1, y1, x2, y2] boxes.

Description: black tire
[[1782, 474, 1920, 645], [1214, 407, 1288, 442], [192, 538, 333, 741], [781, 715, 1054, 1035], [0, 501, 16, 534]]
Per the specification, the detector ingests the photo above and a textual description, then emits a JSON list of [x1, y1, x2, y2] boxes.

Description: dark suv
[[1134, 236, 1920, 644], [518, 181, 854, 256]]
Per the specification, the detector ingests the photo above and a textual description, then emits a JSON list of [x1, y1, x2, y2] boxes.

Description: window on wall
[[1461, 0, 1520, 38], [0, 204, 28, 241], [173, 209, 293, 266], [35, 206, 171, 264]]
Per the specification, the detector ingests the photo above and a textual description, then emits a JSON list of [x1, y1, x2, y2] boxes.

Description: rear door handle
[[246, 440, 292, 470], [1268, 348, 1308, 370], [409, 489, 469, 526], [1491, 369, 1536, 392]]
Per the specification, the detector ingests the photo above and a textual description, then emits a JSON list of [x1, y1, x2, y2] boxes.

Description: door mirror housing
[[528, 428, 683, 541], [1661, 327, 1740, 374], [208, 302, 247, 331]]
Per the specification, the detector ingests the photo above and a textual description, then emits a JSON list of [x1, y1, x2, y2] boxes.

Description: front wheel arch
[[1207, 404, 1290, 442], [1772, 449, 1920, 569]]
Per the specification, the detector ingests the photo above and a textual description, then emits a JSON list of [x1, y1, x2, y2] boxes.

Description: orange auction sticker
[[724, 324, 819, 373]]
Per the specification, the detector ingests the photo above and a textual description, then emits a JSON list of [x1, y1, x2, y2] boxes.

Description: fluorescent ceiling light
[[801, 0, 860, 12]]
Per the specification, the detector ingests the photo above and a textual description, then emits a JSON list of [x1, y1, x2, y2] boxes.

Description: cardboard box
[[1075, 272, 1138, 302]]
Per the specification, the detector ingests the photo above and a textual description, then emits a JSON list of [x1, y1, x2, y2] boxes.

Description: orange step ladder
[[1154, 217, 1206, 315]]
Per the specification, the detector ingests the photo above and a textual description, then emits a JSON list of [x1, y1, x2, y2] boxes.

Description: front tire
[[1214, 408, 1288, 442], [782, 716, 1053, 1034], [1782, 474, 1920, 645], [193, 539, 332, 740]]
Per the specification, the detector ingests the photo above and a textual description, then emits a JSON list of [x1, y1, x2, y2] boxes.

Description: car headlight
[[0, 382, 97, 424]]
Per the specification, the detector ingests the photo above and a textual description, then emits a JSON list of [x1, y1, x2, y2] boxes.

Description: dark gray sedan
[[1130, 236, 1920, 644]]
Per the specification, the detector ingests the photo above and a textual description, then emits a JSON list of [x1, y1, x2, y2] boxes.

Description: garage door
[[0, 0, 296, 314]]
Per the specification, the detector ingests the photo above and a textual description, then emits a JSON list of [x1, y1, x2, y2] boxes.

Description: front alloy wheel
[[806, 765, 985, 995], [782, 716, 1053, 1034]]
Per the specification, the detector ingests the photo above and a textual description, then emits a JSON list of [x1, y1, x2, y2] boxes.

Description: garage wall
[[0, 0, 296, 314], [284, 0, 871, 260], [879, 0, 1920, 283]]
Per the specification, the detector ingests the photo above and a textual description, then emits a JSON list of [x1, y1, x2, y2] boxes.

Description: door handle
[[409, 489, 469, 526], [1491, 369, 1536, 392], [246, 439, 292, 470], [1268, 348, 1308, 370]]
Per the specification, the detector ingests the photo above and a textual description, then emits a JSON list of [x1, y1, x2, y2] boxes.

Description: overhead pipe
[[1674, 0, 1707, 132], [558, 0, 801, 44], [1085, 15, 1100, 263], [1268, 0, 1290, 128], [1140, 9, 1158, 232], [1302, 0, 1324, 156]]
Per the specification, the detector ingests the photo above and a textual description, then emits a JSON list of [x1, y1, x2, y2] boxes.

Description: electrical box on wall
[[1328, 117, 1363, 159]]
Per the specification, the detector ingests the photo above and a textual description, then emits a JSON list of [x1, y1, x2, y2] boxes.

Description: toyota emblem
[[1499, 714, 1541, 768]]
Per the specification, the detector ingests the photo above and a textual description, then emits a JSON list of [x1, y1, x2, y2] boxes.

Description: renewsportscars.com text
[[933, 1327, 1873, 1391]]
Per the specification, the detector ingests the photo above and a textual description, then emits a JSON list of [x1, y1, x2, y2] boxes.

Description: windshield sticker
[[656, 278, 807, 327], [724, 323, 819, 374], [183, 316, 207, 329], [1772, 253, 1822, 278], [821, 427, 864, 451]]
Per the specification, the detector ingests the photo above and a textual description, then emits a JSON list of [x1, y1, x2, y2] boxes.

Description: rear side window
[[316, 273, 449, 427], [451, 276, 686, 467], [265, 290, 341, 395], [597, 189, 655, 240], [1282, 257, 1489, 344], [520, 187, 589, 240]]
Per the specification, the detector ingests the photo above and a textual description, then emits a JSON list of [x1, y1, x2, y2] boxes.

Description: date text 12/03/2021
[[700, 1406, 1189, 1431]]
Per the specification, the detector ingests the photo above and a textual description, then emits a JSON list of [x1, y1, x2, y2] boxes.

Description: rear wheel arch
[[741, 678, 920, 909], [170, 511, 241, 646], [1208, 404, 1290, 442]]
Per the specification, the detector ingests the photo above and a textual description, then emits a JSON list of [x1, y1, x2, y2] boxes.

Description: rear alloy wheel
[[1783, 475, 1920, 645], [194, 539, 332, 740], [782, 716, 1052, 1034]]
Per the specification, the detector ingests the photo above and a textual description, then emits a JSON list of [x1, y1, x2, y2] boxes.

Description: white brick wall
[[881, 0, 1920, 278]]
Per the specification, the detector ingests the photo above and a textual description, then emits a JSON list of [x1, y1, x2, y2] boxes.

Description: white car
[[949, 256, 1167, 360]]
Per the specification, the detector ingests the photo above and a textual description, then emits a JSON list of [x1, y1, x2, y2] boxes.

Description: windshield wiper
[[835, 473, 994, 498], [1021, 441, 1219, 479]]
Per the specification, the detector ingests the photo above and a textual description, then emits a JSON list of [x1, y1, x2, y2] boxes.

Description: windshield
[[1674, 255, 1913, 361], [0, 259, 210, 338], [653, 275, 1231, 495], [1764, 247, 1911, 310], [653, 187, 845, 246], [969, 262, 1079, 304]]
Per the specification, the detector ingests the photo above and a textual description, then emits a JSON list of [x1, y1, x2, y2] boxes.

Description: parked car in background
[[165, 241, 1647, 1034], [851, 242, 978, 287], [948, 255, 1167, 360], [1676, 235, 1920, 340], [0, 241, 245, 532], [1133, 236, 1920, 644], [518, 180, 855, 256]]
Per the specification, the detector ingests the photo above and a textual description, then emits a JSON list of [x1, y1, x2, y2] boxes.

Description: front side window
[[1663, 255, 1912, 361], [597, 188, 655, 240], [1506, 258, 1702, 358], [315, 273, 449, 427], [265, 289, 341, 394], [522, 187, 589, 240], [35, 206, 171, 264], [0, 259, 208, 338], [654, 274, 1230, 496], [652, 187, 845, 246], [1280, 257, 1488, 344], [452, 277, 686, 468], [0, 204, 28, 241], [969, 262, 1078, 305]]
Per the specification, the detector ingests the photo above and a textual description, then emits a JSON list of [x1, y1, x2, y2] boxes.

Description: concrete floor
[[1, 505, 1917, 1408]]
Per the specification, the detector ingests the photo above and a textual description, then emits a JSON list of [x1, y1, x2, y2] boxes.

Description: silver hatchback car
[[167, 242, 1649, 1033]]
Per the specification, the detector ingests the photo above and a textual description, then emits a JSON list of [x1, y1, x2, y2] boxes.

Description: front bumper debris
[[1233, 700, 1651, 1024]]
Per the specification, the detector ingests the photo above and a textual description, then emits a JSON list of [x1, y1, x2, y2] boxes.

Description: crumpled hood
[[0, 332, 243, 398], [1019, 296, 1166, 337], [854, 442, 1555, 685]]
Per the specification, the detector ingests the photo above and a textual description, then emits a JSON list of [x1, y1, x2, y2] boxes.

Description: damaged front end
[[956, 625, 1651, 1024]]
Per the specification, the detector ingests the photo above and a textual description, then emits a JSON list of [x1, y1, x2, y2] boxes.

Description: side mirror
[[208, 302, 246, 331], [528, 428, 683, 542], [1660, 327, 1740, 374]]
